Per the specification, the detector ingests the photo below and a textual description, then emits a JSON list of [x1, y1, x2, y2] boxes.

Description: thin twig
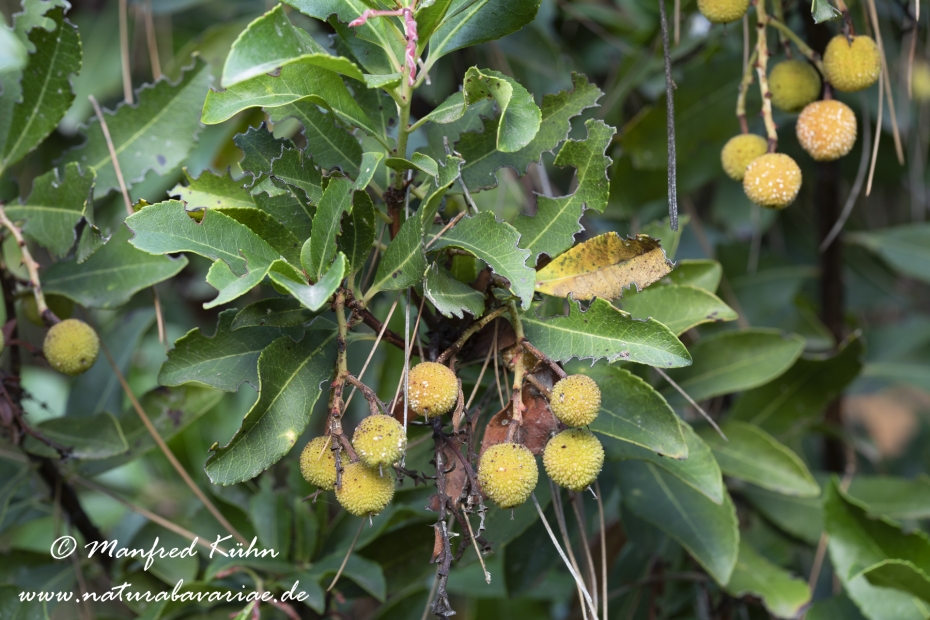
[[465, 341, 496, 410], [89, 95, 133, 216], [0, 205, 49, 320], [655, 367, 727, 441], [866, 69, 883, 196], [595, 481, 607, 620], [571, 492, 599, 615], [657, 0, 678, 230], [551, 480, 594, 620], [532, 493, 599, 619], [864, 0, 904, 164], [492, 321, 505, 408], [328, 519, 365, 592], [425, 210, 466, 249], [344, 293, 400, 411], [151, 285, 166, 347], [443, 137, 478, 214], [71, 476, 226, 554], [99, 341, 249, 545], [119, 0, 132, 103], [755, 0, 778, 152], [389, 292, 426, 416], [437, 306, 508, 364], [142, 0, 161, 80], [464, 512, 491, 584]]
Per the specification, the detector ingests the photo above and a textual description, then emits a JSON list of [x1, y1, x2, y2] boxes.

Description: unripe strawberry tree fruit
[[0, 0, 920, 618]]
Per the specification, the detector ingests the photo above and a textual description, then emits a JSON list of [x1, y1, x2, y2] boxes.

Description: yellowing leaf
[[534, 233, 672, 300]]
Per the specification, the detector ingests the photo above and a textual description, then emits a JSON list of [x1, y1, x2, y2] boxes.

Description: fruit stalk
[[754, 0, 778, 152], [736, 47, 760, 133], [436, 305, 509, 363], [506, 302, 527, 442], [0, 204, 54, 325], [329, 290, 350, 443]]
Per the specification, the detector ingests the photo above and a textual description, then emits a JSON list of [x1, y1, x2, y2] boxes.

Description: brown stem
[[521, 339, 567, 379], [437, 306, 508, 364], [0, 204, 55, 324]]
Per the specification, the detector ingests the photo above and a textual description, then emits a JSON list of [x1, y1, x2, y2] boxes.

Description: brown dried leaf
[[534, 232, 673, 300], [479, 366, 560, 456]]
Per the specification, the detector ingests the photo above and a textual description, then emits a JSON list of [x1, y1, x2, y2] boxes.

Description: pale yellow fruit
[[769, 60, 822, 113], [742, 153, 802, 209], [796, 100, 857, 161], [43, 319, 99, 376], [697, 0, 749, 23], [335, 461, 395, 516], [550, 374, 601, 427], [352, 415, 407, 468], [823, 35, 880, 93], [478, 443, 538, 509], [299, 436, 343, 489], [543, 429, 605, 492], [407, 362, 458, 418], [721, 134, 769, 181]]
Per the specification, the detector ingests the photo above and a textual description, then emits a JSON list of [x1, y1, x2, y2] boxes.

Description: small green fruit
[[769, 60, 822, 113], [335, 461, 395, 516], [43, 319, 99, 376], [353, 414, 407, 468], [477, 443, 538, 509], [549, 375, 601, 427], [543, 429, 605, 492]]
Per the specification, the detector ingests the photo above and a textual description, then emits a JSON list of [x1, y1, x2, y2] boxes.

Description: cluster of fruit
[[15, 294, 100, 377], [700, 0, 881, 209], [299, 362, 607, 517]]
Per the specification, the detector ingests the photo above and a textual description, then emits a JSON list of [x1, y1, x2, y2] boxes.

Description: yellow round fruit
[[335, 461, 395, 516], [697, 0, 749, 23], [352, 414, 407, 468], [796, 100, 857, 161], [43, 319, 99, 376], [299, 436, 344, 489], [407, 362, 458, 418], [549, 374, 601, 427], [721, 134, 769, 181], [742, 153, 802, 209], [543, 429, 605, 492], [769, 60, 822, 113], [478, 443, 538, 509], [823, 35, 880, 93], [21, 294, 74, 326]]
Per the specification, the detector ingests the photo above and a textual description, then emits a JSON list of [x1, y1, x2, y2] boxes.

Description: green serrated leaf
[[427, 0, 541, 64], [339, 190, 376, 275], [307, 177, 353, 281], [251, 175, 315, 240], [354, 152, 384, 190], [462, 67, 540, 153], [430, 211, 534, 308], [268, 254, 345, 312], [202, 57, 377, 139], [5, 163, 93, 258], [160, 309, 299, 392], [205, 323, 338, 485], [699, 421, 820, 497], [42, 225, 187, 308], [60, 57, 212, 199], [270, 147, 323, 205], [365, 155, 461, 298], [617, 460, 739, 585], [725, 540, 811, 618], [601, 415, 722, 504], [514, 119, 615, 261], [663, 329, 805, 403], [172, 168, 253, 211], [577, 363, 688, 458], [730, 336, 863, 436], [221, 4, 326, 88], [620, 284, 738, 336], [269, 101, 362, 176], [522, 298, 692, 367], [235, 123, 291, 178], [825, 479, 930, 619], [424, 263, 485, 318], [126, 200, 279, 276], [232, 297, 322, 330], [0, 5, 80, 176], [23, 412, 128, 460], [457, 72, 602, 191]]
